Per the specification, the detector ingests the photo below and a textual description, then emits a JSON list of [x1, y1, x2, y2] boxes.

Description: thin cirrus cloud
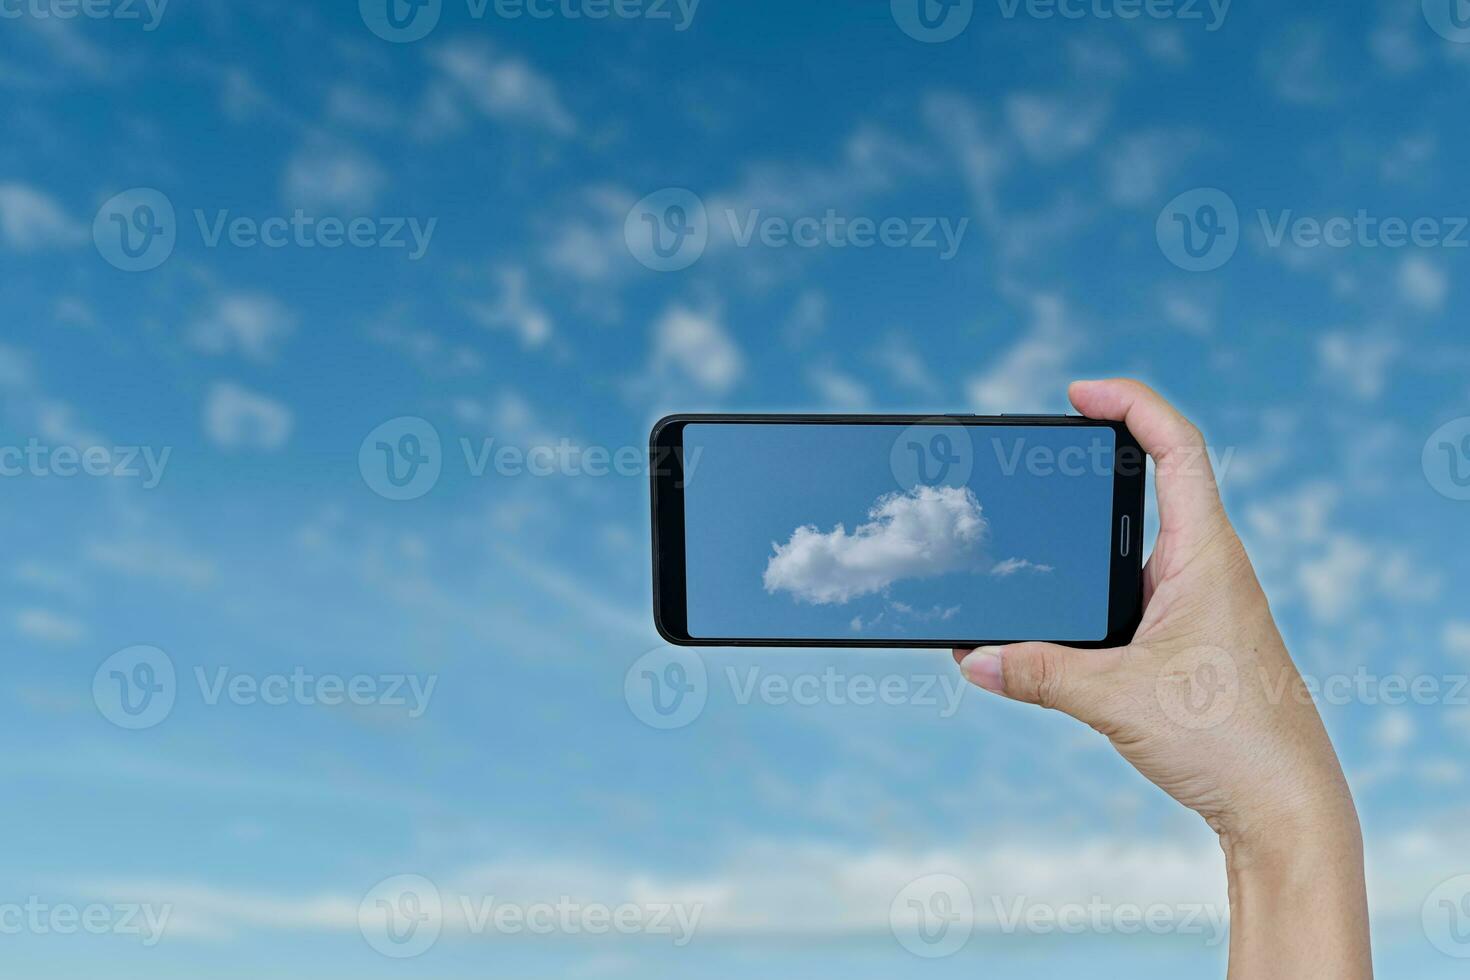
[[763, 485, 997, 606]]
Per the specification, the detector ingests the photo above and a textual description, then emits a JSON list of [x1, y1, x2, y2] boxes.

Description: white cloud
[[651, 306, 742, 396], [464, 266, 552, 348], [990, 557, 1054, 577], [1397, 256, 1447, 314], [764, 486, 987, 605], [1442, 622, 1470, 659], [203, 383, 293, 451], [1104, 130, 1199, 207], [70, 819, 1470, 942], [1004, 93, 1109, 163], [1243, 483, 1435, 623], [1373, 710, 1415, 752], [85, 535, 216, 588], [1316, 331, 1397, 401], [1158, 288, 1214, 335], [924, 93, 1010, 225], [0, 183, 84, 249], [422, 40, 575, 138], [1259, 23, 1338, 106], [282, 143, 385, 213], [189, 293, 295, 362], [14, 608, 86, 645], [967, 293, 1080, 414], [539, 185, 634, 284], [871, 335, 932, 391], [807, 367, 869, 409]]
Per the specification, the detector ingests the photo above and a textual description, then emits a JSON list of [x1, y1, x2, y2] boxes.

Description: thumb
[[954, 643, 1119, 721]]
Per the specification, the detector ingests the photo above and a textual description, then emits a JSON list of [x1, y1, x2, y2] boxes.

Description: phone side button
[[1119, 515, 1131, 557]]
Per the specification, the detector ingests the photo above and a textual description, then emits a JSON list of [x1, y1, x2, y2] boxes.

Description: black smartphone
[[650, 414, 1144, 649]]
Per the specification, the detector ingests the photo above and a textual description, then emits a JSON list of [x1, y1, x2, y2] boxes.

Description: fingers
[[1068, 378, 1225, 537], [954, 644, 1121, 723]]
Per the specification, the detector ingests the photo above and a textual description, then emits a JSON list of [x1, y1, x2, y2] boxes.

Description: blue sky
[[3, 0, 1470, 976], [682, 422, 1115, 641]]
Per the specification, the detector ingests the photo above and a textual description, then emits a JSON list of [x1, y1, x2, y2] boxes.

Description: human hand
[[954, 379, 1371, 978]]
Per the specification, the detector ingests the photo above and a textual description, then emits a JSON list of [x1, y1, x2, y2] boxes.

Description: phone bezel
[[650, 414, 1145, 649]]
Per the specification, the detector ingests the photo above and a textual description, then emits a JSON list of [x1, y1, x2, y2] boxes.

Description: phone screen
[[679, 422, 1120, 643]]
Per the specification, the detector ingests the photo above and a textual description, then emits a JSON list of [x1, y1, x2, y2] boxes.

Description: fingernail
[[960, 647, 1005, 694]]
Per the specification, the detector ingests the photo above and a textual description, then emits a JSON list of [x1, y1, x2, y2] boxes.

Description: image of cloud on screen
[[761, 485, 1053, 605]]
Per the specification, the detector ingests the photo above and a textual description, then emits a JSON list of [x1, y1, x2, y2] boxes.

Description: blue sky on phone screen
[[683, 423, 1115, 640]]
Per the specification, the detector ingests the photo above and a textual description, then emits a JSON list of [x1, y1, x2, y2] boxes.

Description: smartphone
[[649, 414, 1144, 649]]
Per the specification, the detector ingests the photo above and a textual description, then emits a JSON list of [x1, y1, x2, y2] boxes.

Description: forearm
[[1223, 808, 1372, 980]]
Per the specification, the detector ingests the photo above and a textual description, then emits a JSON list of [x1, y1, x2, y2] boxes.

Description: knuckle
[[1030, 649, 1066, 711]]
